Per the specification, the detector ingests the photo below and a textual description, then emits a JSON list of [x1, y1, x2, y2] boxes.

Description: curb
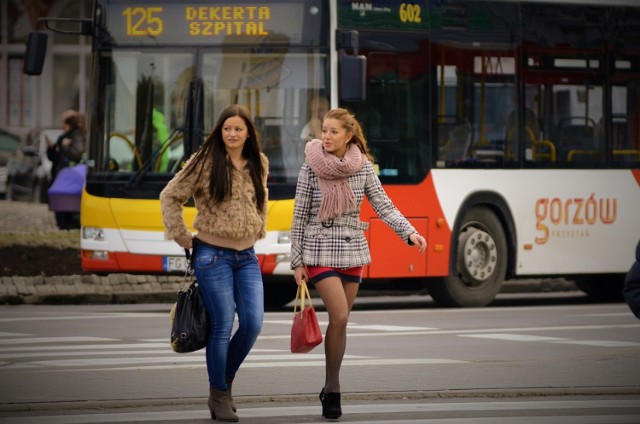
[[0, 290, 178, 305], [0, 275, 578, 305], [1, 387, 638, 413]]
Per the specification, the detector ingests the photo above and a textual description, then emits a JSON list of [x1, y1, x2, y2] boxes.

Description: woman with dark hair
[[46, 109, 86, 229], [160, 104, 269, 422], [46, 109, 86, 180]]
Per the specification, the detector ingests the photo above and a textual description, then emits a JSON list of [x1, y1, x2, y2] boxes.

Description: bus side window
[[437, 115, 472, 164], [611, 115, 640, 167], [556, 116, 600, 163]]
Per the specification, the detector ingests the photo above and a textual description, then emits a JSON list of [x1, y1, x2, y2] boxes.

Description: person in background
[[160, 104, 268, 422], [290, 107, 426, 420], [46, 109, 86, 230], [624, 240, 640, 319], [300, 95, 330, 142], [46, 110, 86, 181]]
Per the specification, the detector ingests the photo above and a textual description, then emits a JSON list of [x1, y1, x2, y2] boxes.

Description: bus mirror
[[23, 31, 48, 75], [339, 55, 367, 101]]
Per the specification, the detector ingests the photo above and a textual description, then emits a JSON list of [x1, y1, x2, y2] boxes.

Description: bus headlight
[[82, 227, 105, 241], [277, 231, 291, 244]]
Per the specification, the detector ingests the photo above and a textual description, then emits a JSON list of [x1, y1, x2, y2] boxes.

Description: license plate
[[163, 256, 188, 272]]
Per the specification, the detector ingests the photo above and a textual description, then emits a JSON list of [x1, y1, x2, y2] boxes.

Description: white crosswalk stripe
[[459, 333, 640, 347], [0, 329, 465, 372]]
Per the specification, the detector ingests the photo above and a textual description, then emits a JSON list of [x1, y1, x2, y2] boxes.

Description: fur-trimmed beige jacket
[[160, 153, 269, 245]]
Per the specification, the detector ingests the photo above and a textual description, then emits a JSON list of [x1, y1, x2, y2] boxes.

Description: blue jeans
[[192, 240, 264, 390]]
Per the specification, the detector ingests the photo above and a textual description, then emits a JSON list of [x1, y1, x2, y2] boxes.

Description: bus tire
[[428, 207, 507, 307]]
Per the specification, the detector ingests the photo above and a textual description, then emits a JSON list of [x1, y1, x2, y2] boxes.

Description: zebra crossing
[[0, 319, 465, 372], [1, 315, 638, 372]]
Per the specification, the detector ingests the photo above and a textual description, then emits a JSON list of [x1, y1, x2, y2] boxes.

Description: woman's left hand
[[293, 266, 309, 286], [409, 233, 427, 253]]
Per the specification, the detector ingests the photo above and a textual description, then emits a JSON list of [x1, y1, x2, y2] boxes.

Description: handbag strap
[[293, 280, 313, 313], [180, 248, 196, 291]]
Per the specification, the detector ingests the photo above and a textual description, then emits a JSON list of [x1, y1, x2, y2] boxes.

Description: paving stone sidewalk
[[0, 273, 182, 305], [0, 200, 576, 305], [0, 200, 183, 305]]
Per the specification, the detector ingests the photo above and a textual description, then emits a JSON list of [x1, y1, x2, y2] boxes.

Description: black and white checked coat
[[290, 160, 417, 269]]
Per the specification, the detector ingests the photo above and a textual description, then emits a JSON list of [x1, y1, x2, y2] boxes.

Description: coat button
[[345, 237, 351, 242]]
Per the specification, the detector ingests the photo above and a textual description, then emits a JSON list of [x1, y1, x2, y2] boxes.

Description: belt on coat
[[312, 216, 369, 230]]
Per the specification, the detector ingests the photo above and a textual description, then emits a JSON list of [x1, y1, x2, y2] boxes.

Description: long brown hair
[[323, 108, 374, 162], [180, 104, 266, 209]]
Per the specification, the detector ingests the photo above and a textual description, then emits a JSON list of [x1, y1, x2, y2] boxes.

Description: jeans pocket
[[195, 253, 219, 270]]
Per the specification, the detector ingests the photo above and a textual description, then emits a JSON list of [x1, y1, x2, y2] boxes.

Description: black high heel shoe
[[319, 388, 342, 419]]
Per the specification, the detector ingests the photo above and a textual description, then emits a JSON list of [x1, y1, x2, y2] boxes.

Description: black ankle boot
[[319, 388, 342, 419]]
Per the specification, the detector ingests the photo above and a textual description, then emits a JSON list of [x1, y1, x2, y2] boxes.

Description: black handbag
[[170, 249, 210, 353]]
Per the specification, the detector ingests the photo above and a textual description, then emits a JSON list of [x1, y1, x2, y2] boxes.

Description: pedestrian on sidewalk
[[46, 109, 86, 229], [289, 107, 426, 420], [160, 104, 269, 422]]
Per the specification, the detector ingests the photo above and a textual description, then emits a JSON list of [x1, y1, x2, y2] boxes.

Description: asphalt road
[[0, 299, 638, 423]]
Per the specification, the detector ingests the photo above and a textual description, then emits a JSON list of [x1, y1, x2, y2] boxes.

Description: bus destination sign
[[338, 0, 429, 30], [108, 3, 307, 45]]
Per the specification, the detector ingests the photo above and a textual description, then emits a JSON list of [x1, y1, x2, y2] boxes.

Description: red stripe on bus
[[632, 169, 640, 187], [81, 251, 163, 273]]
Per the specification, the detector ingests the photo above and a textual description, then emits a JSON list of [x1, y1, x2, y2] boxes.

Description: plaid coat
[[290, 161, 417, 269]]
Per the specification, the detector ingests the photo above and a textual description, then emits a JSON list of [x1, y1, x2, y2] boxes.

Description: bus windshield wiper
[[125, 127, 183, 189]]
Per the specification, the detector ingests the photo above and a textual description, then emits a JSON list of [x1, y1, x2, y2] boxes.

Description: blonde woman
[[290, 108, 426, 419]]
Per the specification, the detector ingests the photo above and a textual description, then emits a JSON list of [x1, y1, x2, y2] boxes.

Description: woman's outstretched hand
[[409, 233, 427, 253]]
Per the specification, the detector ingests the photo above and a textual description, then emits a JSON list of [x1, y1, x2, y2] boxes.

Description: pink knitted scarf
[[304, 139, 366, 221]]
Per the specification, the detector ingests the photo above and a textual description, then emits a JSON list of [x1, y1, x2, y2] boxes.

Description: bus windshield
[[88, 0, 329, 198], [98, 50, 326, 178]]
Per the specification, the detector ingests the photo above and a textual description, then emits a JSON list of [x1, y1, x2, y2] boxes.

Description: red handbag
[[290, 280, 323, 353]]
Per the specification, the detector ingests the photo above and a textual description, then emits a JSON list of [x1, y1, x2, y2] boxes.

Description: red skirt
[[306, 266, 363, 285]]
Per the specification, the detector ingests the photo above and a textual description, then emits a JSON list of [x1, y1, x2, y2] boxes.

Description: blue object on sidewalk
[[47, 164, 87, 212]]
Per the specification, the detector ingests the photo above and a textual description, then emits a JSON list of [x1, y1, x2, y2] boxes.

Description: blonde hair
[[323, 108, 374, 162]]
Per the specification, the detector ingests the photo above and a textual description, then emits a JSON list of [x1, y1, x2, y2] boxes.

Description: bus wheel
[[428, 207, 507, 307]]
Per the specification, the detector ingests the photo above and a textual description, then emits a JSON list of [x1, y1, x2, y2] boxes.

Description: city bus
[[25, 0, 640, 307]]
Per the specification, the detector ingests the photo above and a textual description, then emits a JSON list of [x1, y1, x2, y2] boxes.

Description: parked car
[[6, 128, 59, 203], [0, 129, 22, 198]]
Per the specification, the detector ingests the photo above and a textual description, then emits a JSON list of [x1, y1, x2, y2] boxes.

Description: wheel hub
[[459, 228, 497, 282]]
